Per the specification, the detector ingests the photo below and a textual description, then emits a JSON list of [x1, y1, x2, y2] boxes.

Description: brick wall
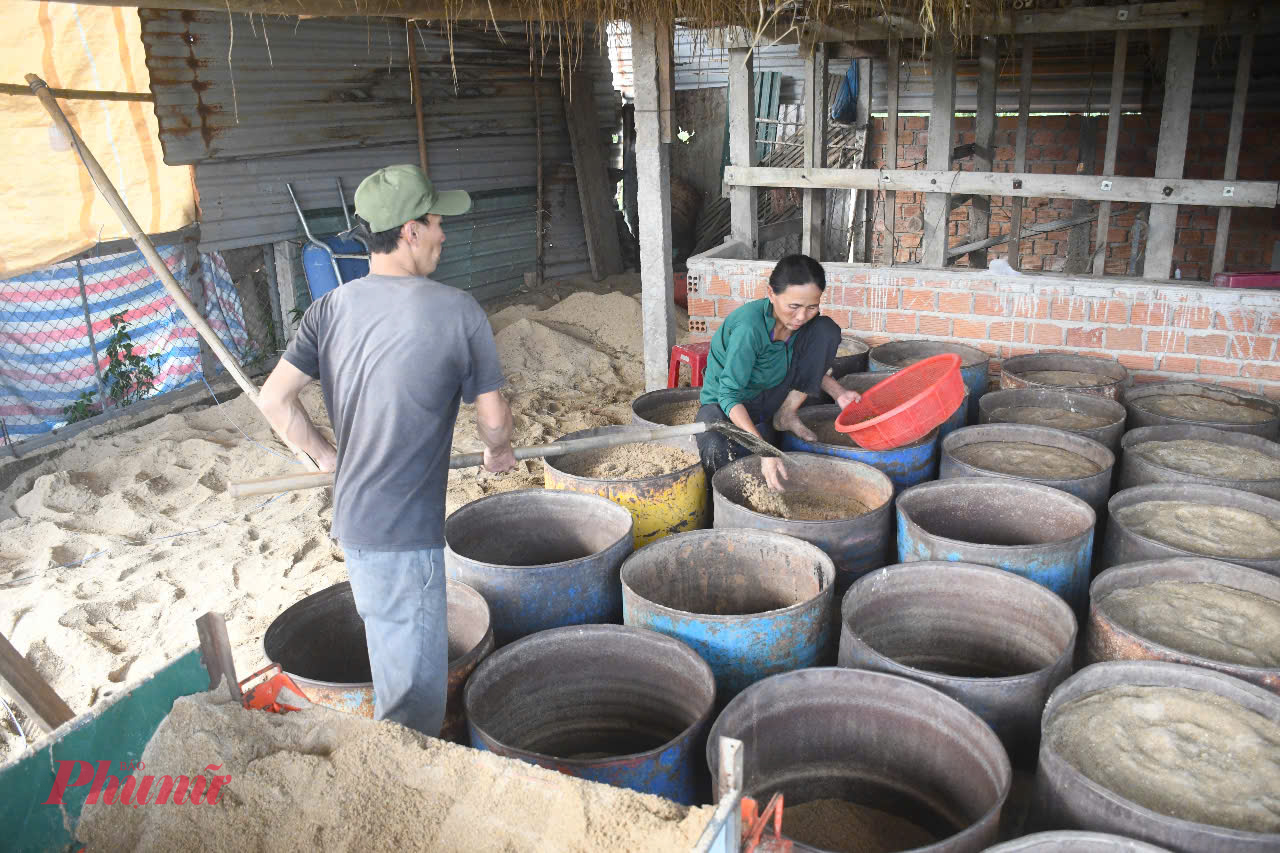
[[865, 111, 1280, 280], [685, 253, 1280, 399]]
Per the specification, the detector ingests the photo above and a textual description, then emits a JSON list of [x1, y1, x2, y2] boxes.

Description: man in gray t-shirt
[[259, 164, 515, 737]]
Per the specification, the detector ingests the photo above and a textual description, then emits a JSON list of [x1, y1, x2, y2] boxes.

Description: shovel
[[228, 421, 787, 498]]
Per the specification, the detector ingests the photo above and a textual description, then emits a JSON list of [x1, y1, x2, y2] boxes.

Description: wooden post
[[967, 36, 997, 269], [632, 19, 676, 391], [1144, 27, 1199, 280], [851, 58, 874, 263], [565, 68, 623, 281], [1066, 115, 1098, 273], [533, 75, 545, 288], [195, 612, 242, 702], [26, 74, 316, 470], [408, 21, 428, 173], [1211, 33, 1253, 277], [728, 46, 758, 256], [922, 33, 956, 268], [801, 42, 828, 259], [885, 39, 899, 264], [1094, 31, 1129, 276], [1009, 37, 1034, 270], [0, 631, 74, 732]]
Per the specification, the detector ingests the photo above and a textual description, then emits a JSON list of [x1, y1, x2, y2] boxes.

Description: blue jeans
[[342, 546, 448, 737]]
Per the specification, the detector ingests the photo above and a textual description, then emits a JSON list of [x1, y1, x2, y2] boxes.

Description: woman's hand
[[834, 388, 862, 411], [761, 457, 789, 492]]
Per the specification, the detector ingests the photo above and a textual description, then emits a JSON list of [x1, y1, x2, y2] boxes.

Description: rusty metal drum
[[1118, 424, 1280, 499], [1123, 381, 1280, 439], [1000, 353, 1128, 401], [978, 387, 1127, 454], [630, 387, 702, 453]]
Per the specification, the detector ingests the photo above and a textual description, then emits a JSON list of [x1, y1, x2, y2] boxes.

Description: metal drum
[[1123, 381, 1280, 439], [1035, 660, 1280, 852], [978, 387, 1127, 454], [262, 578, 494, 743], [711, 453, 893, 594], [708, 668, 1012, 852], [544, 425, 709, 548], [895, 477, 1096, 613], [464, 624, 715, 804], [782, 403, 939, 492], [630, 387, 702, 453], [870, 339, 990, 423], [1118, 424, 1280, 499], [986, 831, 1171, 852], [443, 489, 634, 645], [839, 561, 1076, 765], [1087, 556, 1280, 694], [841, 371, 968, 438], [620, 529, 836, 699], [832, 336, 871, 378], [1000, 353, 1128, 401]]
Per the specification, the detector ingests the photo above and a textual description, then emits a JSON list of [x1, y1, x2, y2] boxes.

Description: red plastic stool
[[668, 342, 710, 388]]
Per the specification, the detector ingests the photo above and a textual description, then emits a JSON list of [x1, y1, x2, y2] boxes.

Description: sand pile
[[1113, 501, 1280, 560], [1129, 439, 1280, 481], [781, 799, 937, 853], [951, 441, 1101, 479], [738, 474, 869, 521], [986, 405, 1113, 431], [645, 399, 702, 426], [552, 443, 699, 480], [1016, 369, 1111, 388], [1045, 685, 1280, 832], [1099, 581, 1280, 667], [76, 689, 714, 852], [1133, 393, 1273, 424]]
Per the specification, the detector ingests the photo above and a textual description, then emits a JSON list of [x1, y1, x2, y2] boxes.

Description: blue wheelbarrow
[[286, 180, 370, 301]]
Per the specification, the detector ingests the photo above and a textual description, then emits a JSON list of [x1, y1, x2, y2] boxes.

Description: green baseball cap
[[354, 164, 471, 232]]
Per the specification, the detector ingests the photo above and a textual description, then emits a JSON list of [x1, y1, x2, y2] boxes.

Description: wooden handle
[[229, 423, 709, 498]]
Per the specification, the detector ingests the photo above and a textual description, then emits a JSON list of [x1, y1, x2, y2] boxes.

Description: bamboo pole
[[408, 21, 429, 173], [25, 73, 318, 471]]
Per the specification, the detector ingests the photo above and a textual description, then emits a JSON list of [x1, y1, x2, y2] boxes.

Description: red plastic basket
[[834, 353, 965, 450]]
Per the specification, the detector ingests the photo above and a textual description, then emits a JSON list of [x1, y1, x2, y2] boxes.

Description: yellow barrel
[[543, 426, 709, 548]]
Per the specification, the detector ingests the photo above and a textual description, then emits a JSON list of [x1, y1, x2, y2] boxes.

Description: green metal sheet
[[719, 72, 784, 186]]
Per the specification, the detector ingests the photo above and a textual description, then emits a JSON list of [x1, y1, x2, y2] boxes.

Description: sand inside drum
[[1132, 393, 1273, 425], [1113, 501, 1280, 560], [554, 443, 699, 480], [646, 400, 702, 426], [781, 799, 937, 853], [988, 405, 1112, 430], [1017, 369, 1112, 388], [1130, 439, 1280, 481], [1100, 581, 1280, 667], [738, 474, 869, 521], [952, 440, 1101, 479], [1046, 685, 1280, 833], [75, 691, 714, 853]]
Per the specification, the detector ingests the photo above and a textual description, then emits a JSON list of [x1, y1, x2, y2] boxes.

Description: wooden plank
[[273, 241, 301, 340], [0, 631, 74, 732], [801, 43, 828, 259], [722, 166, 1277, 208], [1094, 30, 1130, 276], [968, 36, 997, 269], [1145, 27, 1199, 280], [950, 209, 1102, 258], [408, 21, 428, 172], [195, 612, 242, 702], [1212, 33, 1254, 276], [922, 33, 956, 268], [852, 58, 875, 263], [563, 68, 623, 281], [0, 82, 152, 101], [728, 47, 759, 256], [885, 39, 899, 264], [1066, 116, 1098, 274], [1009, 36, 1034, 270]]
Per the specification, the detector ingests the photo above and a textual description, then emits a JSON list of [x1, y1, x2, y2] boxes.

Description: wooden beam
[[195, 612, 242, 702], [0, 631, 74, 732], [885, 39, 899, 265], [852, 58, 875, 263], [968, 36, 997, 269], [1066, 115, 1098, 274], [0, 82, 152, 102], [633, 19, 675, 391], [950, 209, 1103, 258], [1144, 27, 1199, 280], [274, 241, 301, 340], [728, 47, 758, 256], [533, 74, 545, 287], [564, 67, 623, 281], [1009, 36, 1034, 270], [1094, 30, 1129, 276], [801, 43, 828, 259], [1212, 33, 1254, 277], [408, 21, 428, 173], [723, 167, 1278, 209], [922, 33, 956, 268]]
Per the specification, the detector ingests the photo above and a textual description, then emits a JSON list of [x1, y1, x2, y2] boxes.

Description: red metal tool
[[741, 792, 792, 853], [239, 663, 308, 714]]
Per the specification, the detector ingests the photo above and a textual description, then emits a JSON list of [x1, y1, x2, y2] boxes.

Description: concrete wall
[[686, 247, 1280, 399]]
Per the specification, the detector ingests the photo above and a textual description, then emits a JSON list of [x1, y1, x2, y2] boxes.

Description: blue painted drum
[[869, 339, 990, 424], [782, 404, 939, 493]]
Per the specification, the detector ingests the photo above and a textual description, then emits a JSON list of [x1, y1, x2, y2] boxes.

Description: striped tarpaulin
[[0, 245, 248, 442]]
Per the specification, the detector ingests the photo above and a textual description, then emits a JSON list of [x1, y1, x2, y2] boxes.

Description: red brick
[[824, 308, 853, 329], [1009, 297, 1051, 319], [990, 321, 1028, 343], [1198, 358, 1242, 377], [901, 289, 936, 311], [1226, 379, 1265, 394], [705, 276, 731, 296], [748, 282, 771, 299], [918, 315, 952, 337], [1106, 328, 1144, 351], [885, 312, 917, 334], [1243, 363, 1280, 382], [1186, 334, 1229, 357], [716, 299, 745, 317], [1214, 309, 1257, 332], [1266, 315, 1280, 336], [1132, 302, 1171, 326], [840, 287, 867, 308], [1089, 299, 1129, 325], [938, 292, 973, 313], [1159, 355, 1198, 374], [1117, 353, 1157, 371], [1030, 324, 1063, 346], [687, 297, 715, 318], [1066, 327, 1105, 348], [1173, 306, 1213, 330], [1230, 335, 1274, 361], [954, 319, 988, 339], [1146, 331, 1187, 352], [848, 311, 875, 332], [1050, 298, 1088, 322], [973, 294, 1008, 316]]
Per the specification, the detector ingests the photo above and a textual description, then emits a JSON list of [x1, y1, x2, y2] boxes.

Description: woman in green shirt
[[696, 254, 860, 491]]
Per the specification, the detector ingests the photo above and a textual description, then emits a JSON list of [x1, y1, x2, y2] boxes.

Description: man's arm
[[259, 360, 338, 471], [474, 389, 516, 473]]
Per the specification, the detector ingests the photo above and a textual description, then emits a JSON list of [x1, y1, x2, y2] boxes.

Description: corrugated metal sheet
[[141, 10, 618, 293]]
